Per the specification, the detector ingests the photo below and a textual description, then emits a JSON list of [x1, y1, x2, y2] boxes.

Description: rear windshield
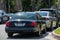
[[39, 12, 48, 16], [10, 13, 36, 20]]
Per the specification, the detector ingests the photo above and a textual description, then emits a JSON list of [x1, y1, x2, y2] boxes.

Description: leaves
[[5, 0, 57, 12]]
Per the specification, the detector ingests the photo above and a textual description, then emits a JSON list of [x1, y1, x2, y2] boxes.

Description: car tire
[[7, 33, 13, 37], [41, 28, 46, 34], [50, 21, 53, 31]]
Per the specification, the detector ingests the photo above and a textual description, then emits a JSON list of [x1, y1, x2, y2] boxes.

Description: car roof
[[35, 11, 49, 14]]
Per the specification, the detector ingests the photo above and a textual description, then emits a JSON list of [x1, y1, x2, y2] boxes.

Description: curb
[[52, 31, 60, 39]]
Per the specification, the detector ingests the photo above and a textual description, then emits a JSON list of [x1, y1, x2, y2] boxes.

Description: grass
[[54, 27, 60, 35]]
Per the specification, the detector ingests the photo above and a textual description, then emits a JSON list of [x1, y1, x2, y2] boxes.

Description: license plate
[[14, 23, 25, 26]]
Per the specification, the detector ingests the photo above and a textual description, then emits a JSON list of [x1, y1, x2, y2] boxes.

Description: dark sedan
[[5, 12, 46, 37]]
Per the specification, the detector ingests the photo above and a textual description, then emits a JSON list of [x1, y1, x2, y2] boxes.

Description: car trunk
[[8, 19, 36, 28]]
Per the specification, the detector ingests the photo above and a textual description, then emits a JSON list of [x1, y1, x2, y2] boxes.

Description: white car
[[35, 11, 57, 31]]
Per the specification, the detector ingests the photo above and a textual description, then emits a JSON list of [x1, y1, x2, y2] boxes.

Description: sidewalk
[[45, 32, 57, 40]]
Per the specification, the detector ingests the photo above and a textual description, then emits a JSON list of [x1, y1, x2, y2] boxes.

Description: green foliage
[[21, 0, 31, 11], [41, 0, 54, 8], [40, 2, 44, 8], [6, 0, 15, 13], [10, 0, 15, 8], [5, 0, 58, 12], [54, 0, 59, 6], [10, 0, 15, 13]]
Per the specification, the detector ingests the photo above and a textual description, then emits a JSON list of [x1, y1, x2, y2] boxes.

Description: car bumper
[[5, 27, 37, 33]]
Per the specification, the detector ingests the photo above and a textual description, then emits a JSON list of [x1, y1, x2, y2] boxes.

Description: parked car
[[39, 8, 58, 28], [5, 12, 46, 37], [0, 10, 9, 23], [35, 11, 57, 31]]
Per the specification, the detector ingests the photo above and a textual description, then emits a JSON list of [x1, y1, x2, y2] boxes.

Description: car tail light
[[30, 22, 36, 26], [6, 22, 10, 27]]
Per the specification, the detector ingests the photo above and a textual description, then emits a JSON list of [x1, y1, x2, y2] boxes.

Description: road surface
[[0, 24, 57, 40]]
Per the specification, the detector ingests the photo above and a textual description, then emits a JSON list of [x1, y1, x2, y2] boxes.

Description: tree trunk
[[14, 0, 23, 12], [0, 0, 6, 10], [36, 0, 42, 11], [31, 0, 35, 11]]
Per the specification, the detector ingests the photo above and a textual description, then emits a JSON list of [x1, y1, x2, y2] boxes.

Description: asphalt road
[[0, 24, 57, 40]]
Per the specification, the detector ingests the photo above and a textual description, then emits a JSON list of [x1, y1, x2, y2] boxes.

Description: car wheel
[[7, 33, 13, 37], [48, 21, 53, 31], [42, 28, 46, 34]]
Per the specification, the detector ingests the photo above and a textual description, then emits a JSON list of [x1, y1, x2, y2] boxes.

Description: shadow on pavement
[[0, 23, 5, 25], [7, 33, 48, 39]]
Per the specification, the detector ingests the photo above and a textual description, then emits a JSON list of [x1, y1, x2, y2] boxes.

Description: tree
[[35, 0, 42, 10], [5, 0, 15, 13], [6, 0, 23, 13], [21, 0, 31, 11], [5, 0, 58, 12]]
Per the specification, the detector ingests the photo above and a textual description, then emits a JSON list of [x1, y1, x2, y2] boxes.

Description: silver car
[[35, 11, 57, 31]]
